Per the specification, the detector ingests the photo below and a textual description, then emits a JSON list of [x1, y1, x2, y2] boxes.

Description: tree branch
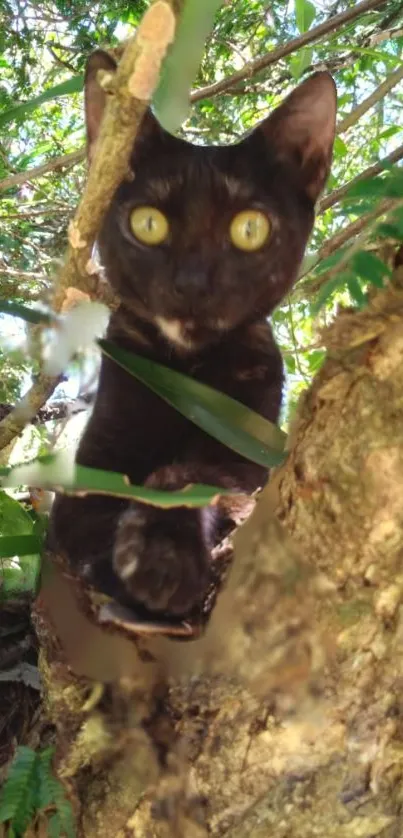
[[0, 396, 92, 425], [0, 0, 179, 453], [0, 150, 85, 193], [190, 0, 389, 103], [52, 2, 177, 311], [319, 143, 403, 214], [298, 198, 401, 297], [337, 61, 403, 135]]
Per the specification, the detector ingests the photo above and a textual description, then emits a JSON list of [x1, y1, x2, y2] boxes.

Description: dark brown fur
[[48, 53, 336, 617]]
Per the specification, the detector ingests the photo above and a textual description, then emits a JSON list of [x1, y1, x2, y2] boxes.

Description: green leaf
[[0, 490, 33, 536], [0, 555, 41, 600], [0, 491, 42, 599], [352, 251, 391, 287], [99, 340, 287, 468], [0, 746, 38, 835], [0, 300, 54, 325], [378, 126, 402, 140], [311, 275, 346, 315], [0, 75, 84, 128], [36, 748, 56, 811], [0, 456, 227, 508], [153, 0, 224, 131], [0, 534, 42, 558], [295, 0, 316, 33], [345, 176, 387, 200], [36, 746, 75, 837], [0, 745, 76, 837], [377, 222, 403, 239], [313, 245, 349, 276], [333, 136, 348, 158], [289, 47, 313, 80], [383, 169, 403, 198], [346, 275, 367, 307]]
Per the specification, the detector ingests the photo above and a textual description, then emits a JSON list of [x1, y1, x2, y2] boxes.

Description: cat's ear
[[254, 71, 337, 202], [84, 49, 171, 163], [85, 50, 118, 162]]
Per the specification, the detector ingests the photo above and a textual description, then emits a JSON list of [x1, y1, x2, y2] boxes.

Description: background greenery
[[0, 2, 403, 833]]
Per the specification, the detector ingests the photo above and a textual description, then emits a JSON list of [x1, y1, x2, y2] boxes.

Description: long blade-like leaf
[[99, 340, 287, 467], [0, 75, 84, 128], [0, 534, 42, 558], [0, 456, 226, 508], [153, 0, 224, 131], [0, 300, 54, 325]]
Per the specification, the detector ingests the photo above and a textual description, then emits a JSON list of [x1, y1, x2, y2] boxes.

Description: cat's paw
[[112, 506, 210, 616]]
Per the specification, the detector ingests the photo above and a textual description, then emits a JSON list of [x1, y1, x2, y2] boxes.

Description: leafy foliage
[[0, 490, 42, 600], [0, 746, 75, 838]]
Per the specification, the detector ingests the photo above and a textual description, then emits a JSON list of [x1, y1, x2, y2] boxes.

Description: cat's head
[[85, 50, 336, 352]]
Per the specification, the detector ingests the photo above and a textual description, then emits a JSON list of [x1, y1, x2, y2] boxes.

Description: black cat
[[48, 51, 337, 617]]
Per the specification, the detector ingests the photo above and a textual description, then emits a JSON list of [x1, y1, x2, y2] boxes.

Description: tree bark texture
[[34, 271, 403, 837]]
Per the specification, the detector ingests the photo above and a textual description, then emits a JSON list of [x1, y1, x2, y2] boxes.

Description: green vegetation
[[0, 1, 402, 829]]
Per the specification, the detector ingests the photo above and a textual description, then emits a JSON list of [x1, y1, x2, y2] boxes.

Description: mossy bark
[[32, 272, 403, 837]]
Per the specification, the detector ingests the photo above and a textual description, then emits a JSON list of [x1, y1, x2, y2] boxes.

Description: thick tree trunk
[[34, 272, 403, 837]]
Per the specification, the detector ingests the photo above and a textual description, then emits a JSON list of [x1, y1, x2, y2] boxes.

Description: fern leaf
[[36, 747, 56, 810], [47, 812, 62, 838], [0, 747, 38, 836], [36, 749, 75, 838]]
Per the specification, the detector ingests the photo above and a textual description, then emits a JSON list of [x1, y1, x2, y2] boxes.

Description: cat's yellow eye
[[230, 209, 271, 252], [129, 206, 169, 245]]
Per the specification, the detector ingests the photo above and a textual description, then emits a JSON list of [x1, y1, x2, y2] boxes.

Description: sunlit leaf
[[345, 176, 387, 200], [352, 251, 391, 287], [311, 275, 347, 315], [153, 0, 224, 130], [0, 490, 42, 598], [289, 47, 313, 79], [295, 0, 316, 33], [0, 455, 228, 508], [346, 275, 367, 307], [0, 75, 84, 128], [333, 136, 348, 158]]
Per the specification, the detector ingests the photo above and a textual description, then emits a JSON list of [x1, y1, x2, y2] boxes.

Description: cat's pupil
[[246, 220, 253, 238]]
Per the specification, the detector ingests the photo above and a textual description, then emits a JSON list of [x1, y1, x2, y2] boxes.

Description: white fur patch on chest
[[155, 316, 194, 349]]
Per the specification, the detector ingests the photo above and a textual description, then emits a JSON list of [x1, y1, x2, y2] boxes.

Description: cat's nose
[[173, 265, 208, 295]]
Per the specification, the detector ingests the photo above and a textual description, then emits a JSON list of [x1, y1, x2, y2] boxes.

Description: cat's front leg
[[112, 460, 264, 616], [113, 467, 217, 616]]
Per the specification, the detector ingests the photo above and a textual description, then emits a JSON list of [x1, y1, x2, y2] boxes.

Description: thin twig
[[337, 62, 403, 134], [0, 208, 69, 219], [0, 397, 91, 424], [298, 198, 402, 297], [0, 150, 85, 193], [0, 267, 47, 280], [318, 200, 393, 264], [319, 144, 403, 214], [190, 0, 389, 103]]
